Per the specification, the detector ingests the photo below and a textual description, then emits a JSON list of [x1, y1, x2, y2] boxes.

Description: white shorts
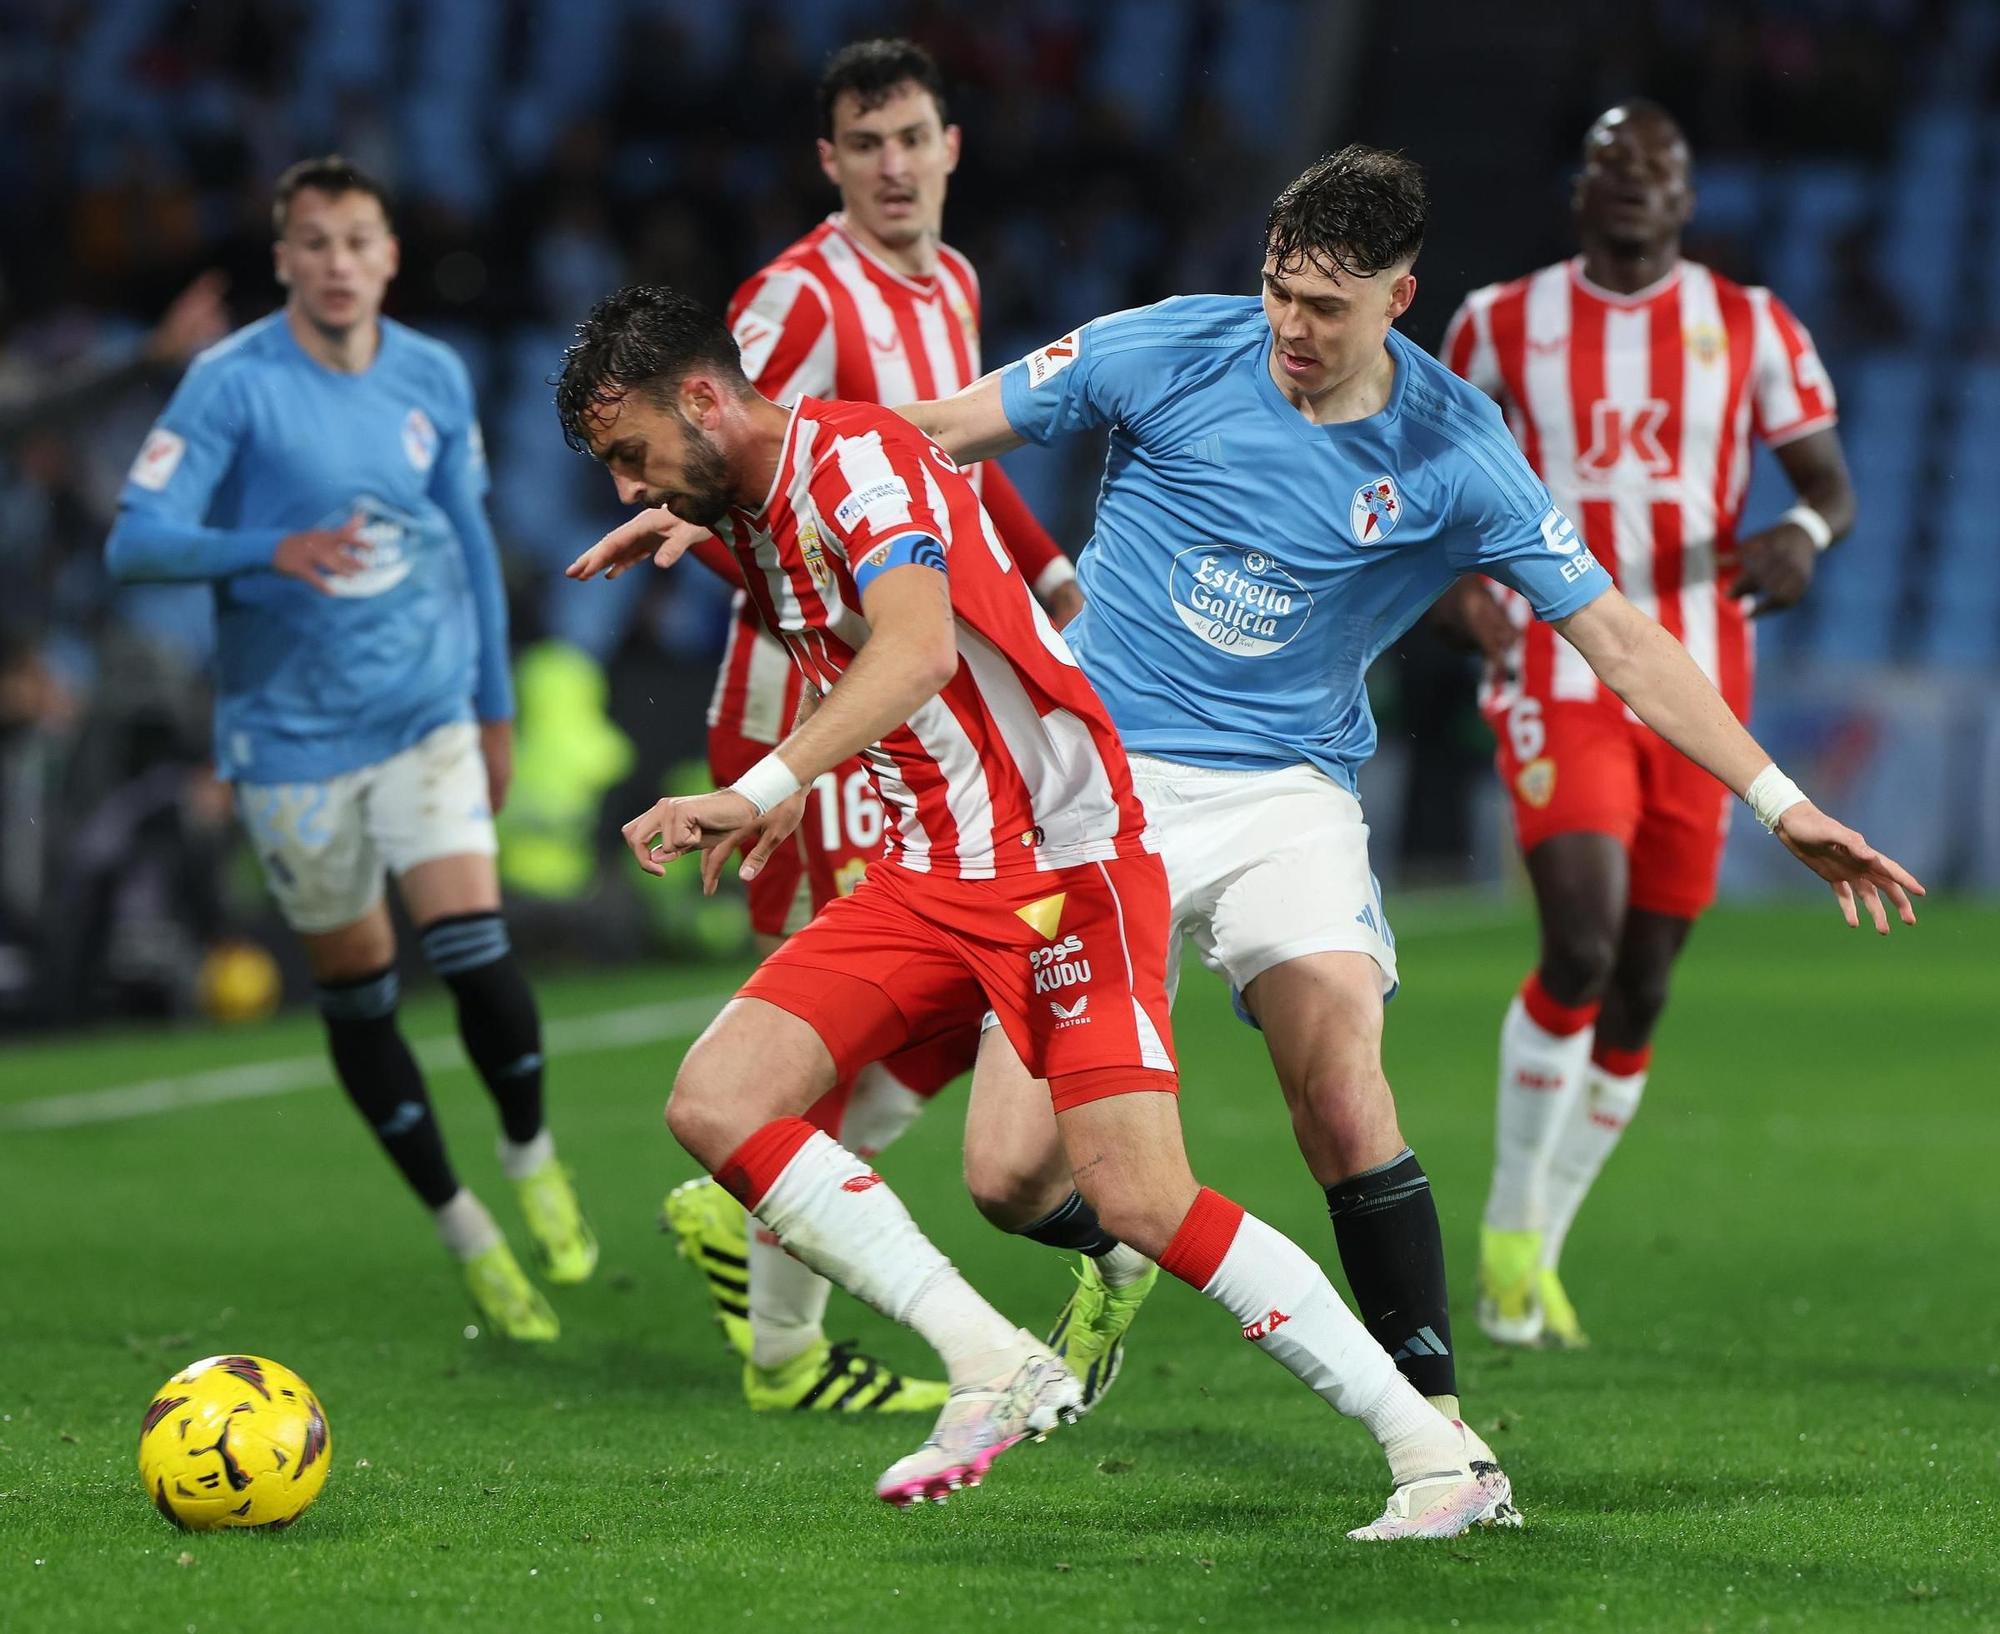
[[1129, 754, 1398, 1015], [235, 721, 497, 934]]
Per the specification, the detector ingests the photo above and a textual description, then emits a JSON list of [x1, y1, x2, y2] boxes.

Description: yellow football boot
[[1477, 1226, 1545, 1347], [1535, 1266, 1590, 1350], [745, 1339, 950, 1414], [513, 1160, 599, 1285], [462, 1241, 560, 1342], [1045, 1256, 1156, 1412], [662, 1176, 753, 1358]]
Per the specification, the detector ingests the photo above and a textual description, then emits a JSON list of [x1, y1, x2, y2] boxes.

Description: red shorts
[[711, 723, 981, 1098], [741, 853, 1179, 1113], [1486, 695, 1735, 920]]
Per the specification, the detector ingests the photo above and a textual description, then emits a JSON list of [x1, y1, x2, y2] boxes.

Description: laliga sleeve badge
[[1515, 756, 1557, 810], [129, 428, 187, 492], [1349, 475, 1401, 543], [1025, 332, 1080, 387]]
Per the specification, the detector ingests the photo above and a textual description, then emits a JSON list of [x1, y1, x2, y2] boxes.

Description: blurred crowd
[[0, 0, 1299, 1025], [0, 0, 1968, 1027]]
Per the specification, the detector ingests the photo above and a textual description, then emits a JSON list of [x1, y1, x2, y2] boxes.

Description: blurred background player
[[1443, 103, 1855, 1349], [104, 157, 596, 1341], [646, 40, 1145, 1419]]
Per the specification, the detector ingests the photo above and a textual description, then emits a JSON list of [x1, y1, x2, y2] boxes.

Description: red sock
[[714, 1116, 819, 1209], [1520, 970, 1600, 1037], [1157, 1187, 1246, 1289], [1591, 1042, 1652, 1078]]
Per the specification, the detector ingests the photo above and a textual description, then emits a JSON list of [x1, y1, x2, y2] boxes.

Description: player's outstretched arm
[[897, 372, 1026, 464], [1554, 587, 1923, 933]]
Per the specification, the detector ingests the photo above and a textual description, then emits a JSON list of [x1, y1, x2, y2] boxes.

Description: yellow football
[[196, 941, 283, 1024], [137, 1354, 331, 1530]]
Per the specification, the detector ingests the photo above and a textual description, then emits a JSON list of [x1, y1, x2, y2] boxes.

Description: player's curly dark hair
[[818, 37, 949, 138], [1264, 146, 1427, 280], [553, 285, 748, 452]]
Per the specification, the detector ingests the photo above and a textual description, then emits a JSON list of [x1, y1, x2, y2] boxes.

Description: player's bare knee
[[964, 1155, 1056, 1232], [1539, 925, 1619, 1005], [665, 1042, 740, 1165], [1607, 960, 1674, 1040], [662, 1075, 716, 1163], [1292, 1067, 1402, 1176]]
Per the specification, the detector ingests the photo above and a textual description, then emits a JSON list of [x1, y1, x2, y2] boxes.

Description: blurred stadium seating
[[1, 0, 1992, 1026]]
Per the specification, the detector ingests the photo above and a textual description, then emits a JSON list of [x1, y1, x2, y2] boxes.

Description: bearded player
[[632, 39, 1140, 1420], [560, 284, 1523, 1536], [1443, 102, 1857, 1349]]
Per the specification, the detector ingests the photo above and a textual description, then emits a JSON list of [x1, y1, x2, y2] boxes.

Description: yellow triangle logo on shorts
[[1013, 892, 1067, 941]]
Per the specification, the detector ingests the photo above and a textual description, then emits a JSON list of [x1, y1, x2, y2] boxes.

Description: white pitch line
[[0, 992, 733, 1134]]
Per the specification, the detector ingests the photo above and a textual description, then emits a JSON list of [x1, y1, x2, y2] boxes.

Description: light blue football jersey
[[999, 296, 1612, 790], [107, 312, 511, 783]]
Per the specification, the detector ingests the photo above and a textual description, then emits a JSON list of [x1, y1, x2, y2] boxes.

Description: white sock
[[1195, 1207, 1461, 1484], [434, 1188, 502, 1261], [1540, 1063, 1647, 1270], [839, 1061, 927, 1159], [747, 1226, 833, 1370], [750, 1130, 1019, 1387], [1484, 992, 1596, 1232], [1094, 1243, 1156, 1290], [904, 1272, 1032, 1387], [498, 1127, 555, 1181], [738, 1062, 928, 1369]]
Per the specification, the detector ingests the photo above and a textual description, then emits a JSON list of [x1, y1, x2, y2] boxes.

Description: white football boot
[[875, 1333, 1083, 1507], [1347, 1421, 1524, 1541]]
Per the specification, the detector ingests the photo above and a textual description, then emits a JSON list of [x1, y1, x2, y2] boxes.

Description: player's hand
[[145, 271, 230, 366], [701, 788, 809, 896], [621, 790, 759, 880], [1730, 522, 1818, 617], [1772, 800, 1925, 934], [568, 506, 711, 582], [1428, 573, 1516, 670], [273, 516, 367, 592], [1041, 579, 1085, 631], [479, 719, 513, 814]]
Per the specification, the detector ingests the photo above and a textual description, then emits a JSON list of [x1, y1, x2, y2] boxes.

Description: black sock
[[319, 967, 458, 1209], [1019, 1191, 1123, 1257], [1325, 1147, 1457, 1400], [419, 913, 545, 1147]]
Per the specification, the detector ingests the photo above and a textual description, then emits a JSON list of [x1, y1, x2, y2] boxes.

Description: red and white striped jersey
[[709, 215, 1070, 743], [712, 397, 1151, 881], [1444, 257, 1836, 716]]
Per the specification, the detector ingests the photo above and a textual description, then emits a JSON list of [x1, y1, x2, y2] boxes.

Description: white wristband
[[1744, 762, 1808, 833], [729, 752, 803, 816], [1780, 503, 1833, 552], [1033, 554, 1076, 601]]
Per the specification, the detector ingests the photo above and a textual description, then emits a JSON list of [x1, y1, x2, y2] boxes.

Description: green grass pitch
[[2, 900, 1995, 1632]]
